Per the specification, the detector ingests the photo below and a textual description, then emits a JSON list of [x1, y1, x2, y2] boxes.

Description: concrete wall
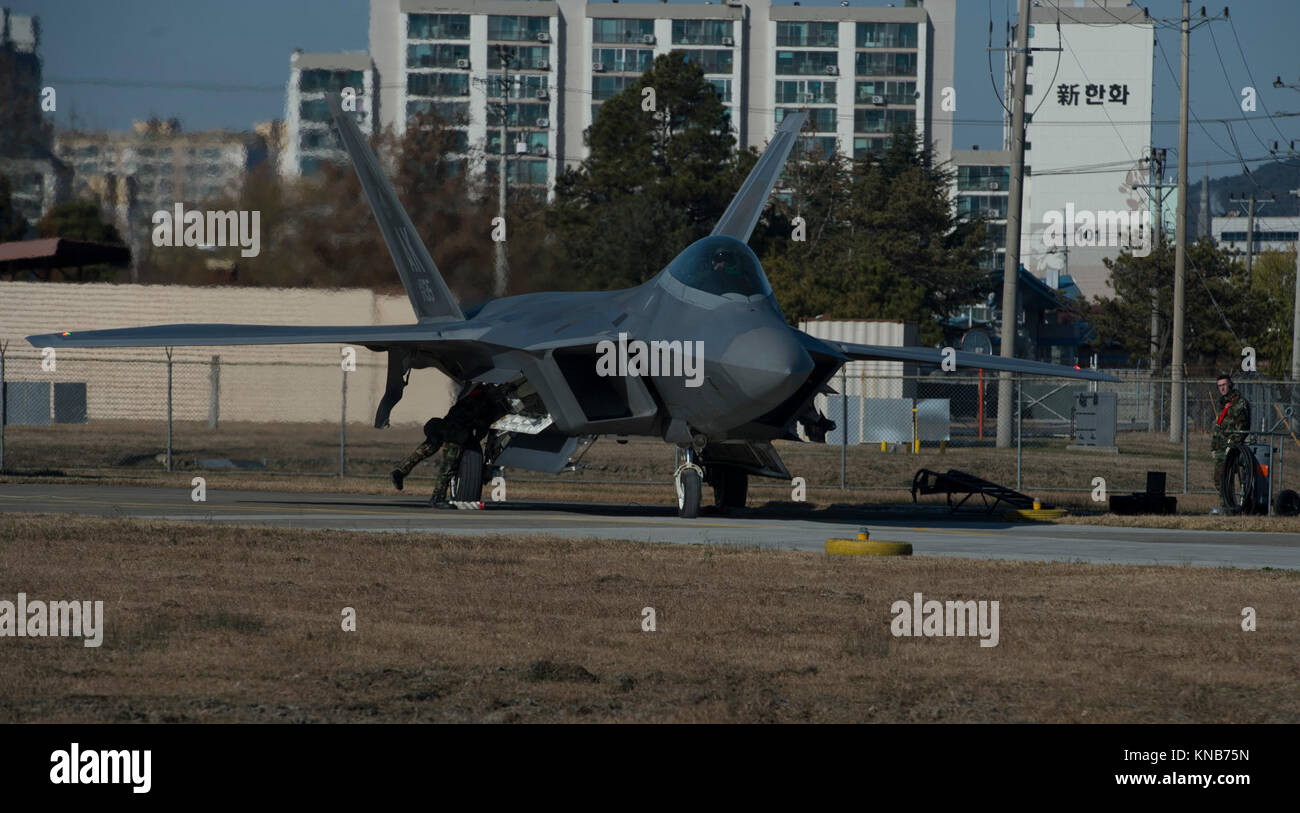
[[0, 282, 454, 424]]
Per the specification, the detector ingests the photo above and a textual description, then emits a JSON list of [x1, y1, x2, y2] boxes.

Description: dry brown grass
[[0, 512, 1295, 723]]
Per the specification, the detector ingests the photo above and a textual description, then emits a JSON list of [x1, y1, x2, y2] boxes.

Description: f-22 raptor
[[29, 98, 1115, 517]]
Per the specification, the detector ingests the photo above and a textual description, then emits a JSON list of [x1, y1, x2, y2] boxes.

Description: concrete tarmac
[[1, 483, 1298, 569]]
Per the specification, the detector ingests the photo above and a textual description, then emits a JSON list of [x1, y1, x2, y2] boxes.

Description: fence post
[[208, 354, 220, 429], [1181, 378, 1188, 494], [340, 364, 347, 478], [1016, 375, 1022, 491], [0, 340, 6, 473], [839, 367, 847, 489], [165, 346, 173, 473]]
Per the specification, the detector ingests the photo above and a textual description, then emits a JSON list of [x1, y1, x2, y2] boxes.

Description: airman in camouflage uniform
[[391, 385, 510, 506], [1210, 373, 1251, 511]]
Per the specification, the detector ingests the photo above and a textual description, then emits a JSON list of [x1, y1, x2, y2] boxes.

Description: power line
[[1227, 14, 1293, 145], [1206, 20, 1273, 157]]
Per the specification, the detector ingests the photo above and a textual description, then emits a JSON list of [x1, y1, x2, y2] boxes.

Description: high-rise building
[[0, 8, 70, 228], [282, 51, 376, 177], [950, 148, 1011, 273], [1007, 1, 1154, 299], [54, 120, 268, 264], [366, 0, 957, 197]]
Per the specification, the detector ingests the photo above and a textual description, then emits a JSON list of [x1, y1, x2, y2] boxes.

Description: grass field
[[0, 512, 1296, 723]]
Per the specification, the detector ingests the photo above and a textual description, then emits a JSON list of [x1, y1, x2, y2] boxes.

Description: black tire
[[452, 444, 484, 502], [1222, 446, 1256, 515], [678, 468, 702, 519], [1277, 489, 1300, 516], [711, 468, 749, 510]]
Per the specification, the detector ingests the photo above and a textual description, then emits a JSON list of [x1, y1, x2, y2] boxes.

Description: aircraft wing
[[834, 341, 1120, 383], [26, 322, 445, 348], [711, 112, 806, 243]]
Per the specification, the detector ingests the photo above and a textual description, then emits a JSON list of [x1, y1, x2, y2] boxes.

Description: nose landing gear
[[674, 447, 704, 518]]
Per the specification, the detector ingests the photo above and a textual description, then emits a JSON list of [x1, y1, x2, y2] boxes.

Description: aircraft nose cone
[[721, 326, 813, 402]]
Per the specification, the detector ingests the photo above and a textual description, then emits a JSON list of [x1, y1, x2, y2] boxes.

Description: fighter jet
[[29, 98, 1116, 517]]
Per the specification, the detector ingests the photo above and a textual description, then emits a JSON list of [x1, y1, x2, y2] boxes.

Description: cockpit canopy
[[666, 235, 772, 298]]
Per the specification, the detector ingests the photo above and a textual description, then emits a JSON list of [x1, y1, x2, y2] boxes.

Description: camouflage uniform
[[1211, 386, 1251, 505], [393, 387, 509, 502]]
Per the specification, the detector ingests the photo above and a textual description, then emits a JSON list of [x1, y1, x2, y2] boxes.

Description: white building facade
[[367, 0, 957, 197], [1008, 2, 1154, 299], [282, 51, 376, 177]]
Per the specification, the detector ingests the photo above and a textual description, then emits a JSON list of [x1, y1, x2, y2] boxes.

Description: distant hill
[[1188, 159, 1300, 235]]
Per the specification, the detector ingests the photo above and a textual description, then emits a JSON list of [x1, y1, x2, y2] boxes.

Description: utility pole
[[1200, 164, 1210, 239], [495, 44, 511, 297], [1164, 2, 1227, 443], [1229, 191, 1276, 282], [1245, 192, 1255, 277], [1169, 0, 1190, 445], [997, 0, 1031, 449], [1132, 147, 1172, 432], [1291, 185, 1300, 381]]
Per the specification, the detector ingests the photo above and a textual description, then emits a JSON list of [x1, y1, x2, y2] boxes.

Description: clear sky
[[14, 0, 1300, 182]]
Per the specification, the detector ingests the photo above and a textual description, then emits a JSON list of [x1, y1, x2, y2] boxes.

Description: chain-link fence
[[4, 345, 1299, 508], [0, 346, 411, 478]]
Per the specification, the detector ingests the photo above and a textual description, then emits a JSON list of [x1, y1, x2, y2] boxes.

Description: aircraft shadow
[[241, 495, 1038, 531]]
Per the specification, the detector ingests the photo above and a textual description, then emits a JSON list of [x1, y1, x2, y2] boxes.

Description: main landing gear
[[675, 448, 749, 518]]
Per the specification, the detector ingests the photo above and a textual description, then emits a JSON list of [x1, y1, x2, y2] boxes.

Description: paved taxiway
[[1, 483, 1298, 569]]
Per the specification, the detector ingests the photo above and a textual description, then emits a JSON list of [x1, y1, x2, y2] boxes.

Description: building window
[[488, 45, 550, 70], [674, 49, 734, 74], [854, 51, 917, 77], [486, 130, 548, 155], [853, 136, 893, 160], [956, 195, 1008, 219], [854, 80, 916, 105], [672, 19, 734, 46], [299, 98, 333, 123], [486, 159, 548, 185], [853, 108, 915, 133], [778, 107, 837, 132], [486, 103, 548, 128], [592, 18, 655, 44], [776, 79, 836, 104], [707, 79, 733, 103], [408, 14, 469, 40], [856, 22, 918, 49], [407, 72, 470, 97], [300, 130, 337, 151], [591, 47, 653, 74], [957, 165, 1011, 191], [407, 43, 468, 69], [776, 21, 837, 48], [488, 74, 550, 100], [776, 50, 840, 76], [405, 100, 470, 125], [592, 75, 635, 101], [797, 136, 839, 157], [299, 69, 364, 94], [488, 16, 550, 42]]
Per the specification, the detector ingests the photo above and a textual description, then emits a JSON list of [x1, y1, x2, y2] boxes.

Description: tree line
[[9, 51, 1296, 375]]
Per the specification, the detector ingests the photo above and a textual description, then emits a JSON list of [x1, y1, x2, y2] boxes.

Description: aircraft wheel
[[677, 468, 702, 518], [712, 468, 748, 509], [453, 444, 485, 502]]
